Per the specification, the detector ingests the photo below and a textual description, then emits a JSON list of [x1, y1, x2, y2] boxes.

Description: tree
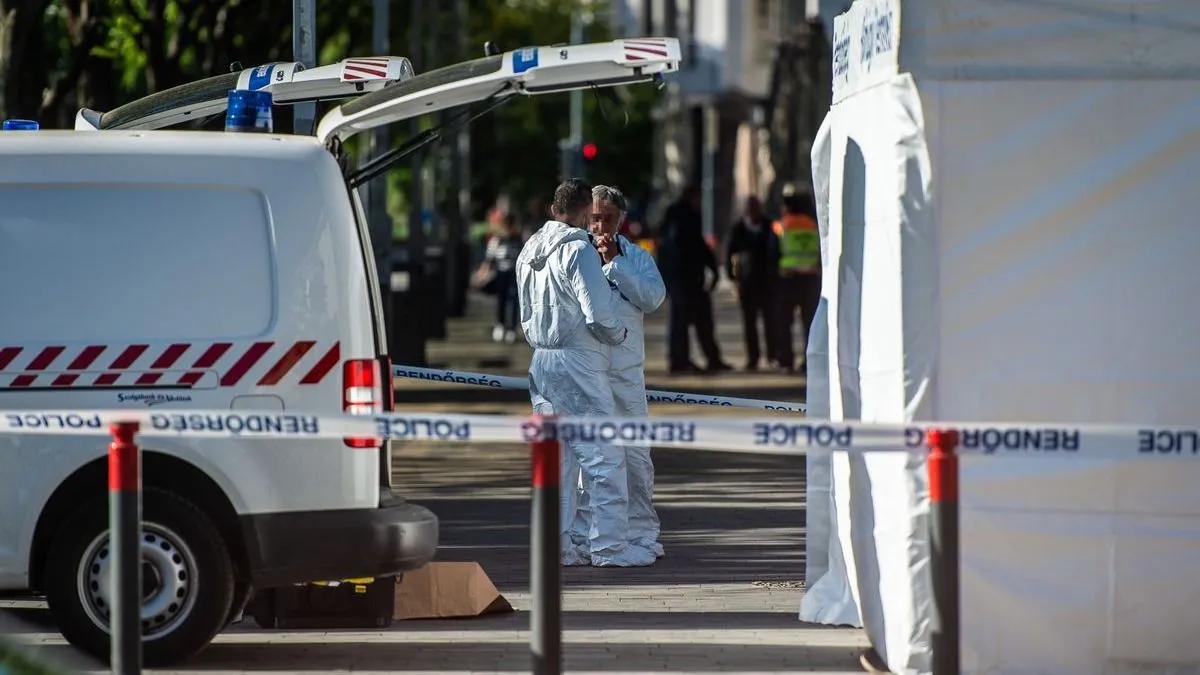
[[460, 0, 660, 220], [0, 0, 107, 123], [98, 0, 305, 102], [0, 0, 373, 126], [0, 0, 661, 234]]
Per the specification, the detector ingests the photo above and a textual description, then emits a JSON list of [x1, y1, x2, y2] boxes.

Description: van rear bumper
[[239, 489, 438, 587]]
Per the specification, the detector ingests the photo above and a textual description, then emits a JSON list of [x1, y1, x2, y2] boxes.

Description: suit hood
[[517, 220, 590, 271]]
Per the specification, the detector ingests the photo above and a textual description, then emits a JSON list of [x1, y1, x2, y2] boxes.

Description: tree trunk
[[41, 0, 109, 127], [0, 0, 52, 120]]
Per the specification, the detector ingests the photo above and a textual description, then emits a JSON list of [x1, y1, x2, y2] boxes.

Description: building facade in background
[[608, 0, 843, 239]]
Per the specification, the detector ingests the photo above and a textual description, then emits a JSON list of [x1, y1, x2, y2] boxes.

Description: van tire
[[43, 490, 235, 667]]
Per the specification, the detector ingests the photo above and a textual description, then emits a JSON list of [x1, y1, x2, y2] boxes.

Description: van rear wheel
[[43, 490, 235, 667]]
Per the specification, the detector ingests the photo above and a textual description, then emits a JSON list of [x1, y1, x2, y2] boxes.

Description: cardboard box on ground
[[393, 562, 513, 620], [249, 562, 513, 629]]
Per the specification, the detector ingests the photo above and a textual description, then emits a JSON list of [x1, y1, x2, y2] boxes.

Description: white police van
[[0, 38, 680, 666]]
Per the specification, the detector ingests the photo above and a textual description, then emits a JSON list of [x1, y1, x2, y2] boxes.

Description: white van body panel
[[0, 131, 380, 588]]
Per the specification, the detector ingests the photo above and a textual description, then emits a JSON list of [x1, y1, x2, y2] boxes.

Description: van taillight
[[343, 359, 382, 448]]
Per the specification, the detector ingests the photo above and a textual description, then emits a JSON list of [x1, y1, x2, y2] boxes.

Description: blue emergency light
[[224, 90, 274, 133], [2, 119, 39, 131]]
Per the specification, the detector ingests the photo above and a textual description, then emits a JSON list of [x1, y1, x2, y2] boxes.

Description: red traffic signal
[[581, 142, 598, 160]]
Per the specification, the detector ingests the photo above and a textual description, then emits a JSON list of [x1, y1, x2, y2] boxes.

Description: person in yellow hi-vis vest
[[771, 191, 822, 374]]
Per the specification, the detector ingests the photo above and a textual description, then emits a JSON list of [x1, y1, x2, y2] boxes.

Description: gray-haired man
[[568, 185, 667, 558]]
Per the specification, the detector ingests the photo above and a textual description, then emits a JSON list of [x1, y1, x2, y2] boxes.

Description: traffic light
[[559, 140, 597, 180]]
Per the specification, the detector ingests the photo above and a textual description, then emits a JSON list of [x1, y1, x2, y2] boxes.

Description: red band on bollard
[[108, 421, 142, 492], [926, 429, 960, 503], [531, 439, 560, 488], [530, 415, 560, 489]]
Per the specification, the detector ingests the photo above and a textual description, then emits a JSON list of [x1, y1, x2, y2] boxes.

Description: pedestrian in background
[[725, 195, 780, 372], [523, 196, 546, 239], [772, 191, 822, 374], [516, 178, 653, 568], [566, 184, 666, 560], [657, 184, 732, 375], [483, 213, 523, 344]]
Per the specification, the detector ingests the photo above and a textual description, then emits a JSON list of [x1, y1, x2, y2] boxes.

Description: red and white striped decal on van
[[0, 341, 341, 389], [622, 38, 670, 61]]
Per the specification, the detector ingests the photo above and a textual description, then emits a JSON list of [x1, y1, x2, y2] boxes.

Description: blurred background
[[0, 0, 848, 366]]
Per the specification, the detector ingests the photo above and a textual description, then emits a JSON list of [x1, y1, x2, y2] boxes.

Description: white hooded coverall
[[568, 235, 667, 556], [516, 220, 654, 567]]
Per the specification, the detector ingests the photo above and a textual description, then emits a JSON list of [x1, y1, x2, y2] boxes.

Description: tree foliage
[[0, 0, 660, 226], [461, 0, 659, 218]]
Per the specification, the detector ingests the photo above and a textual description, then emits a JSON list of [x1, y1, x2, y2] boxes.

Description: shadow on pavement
[[166, 640, 861, 672], [394, 387, 528, 405], [394, 383, 808, 407], [390, 610, 852, 631], [405, 446, 807, 591], [2, 609, 863, 673], [0, 607, 56, 633]]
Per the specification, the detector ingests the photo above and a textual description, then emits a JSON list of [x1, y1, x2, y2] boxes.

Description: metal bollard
[[529, 422, 562, 675], [926, 428, 961, 675], [108, 421, 142, 675]]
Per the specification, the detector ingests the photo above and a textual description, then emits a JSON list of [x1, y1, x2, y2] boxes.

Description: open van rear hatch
[[74, 57, 416, 131], [316, 38, 680, 144], [74, 37, 682, 140], [315, 38, 681, 186]]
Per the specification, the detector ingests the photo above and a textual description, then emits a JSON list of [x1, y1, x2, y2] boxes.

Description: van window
[[0, 184, 275, 343]]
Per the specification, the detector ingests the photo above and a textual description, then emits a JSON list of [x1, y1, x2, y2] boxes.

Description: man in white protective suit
[[567, 185, 667, 559], [516, 178, 655, 568]]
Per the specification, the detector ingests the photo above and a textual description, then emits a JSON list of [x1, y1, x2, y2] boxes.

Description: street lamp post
[[291, 0, 316, 134]]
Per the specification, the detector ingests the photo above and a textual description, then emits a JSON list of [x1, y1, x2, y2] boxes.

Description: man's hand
[[596, 233, 620, 264]]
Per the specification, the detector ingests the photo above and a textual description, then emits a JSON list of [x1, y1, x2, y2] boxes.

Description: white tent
[[802, 1, 1200, 672]]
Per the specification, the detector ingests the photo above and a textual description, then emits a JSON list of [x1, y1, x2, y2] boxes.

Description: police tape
[[3, 409, 1200, 461], [391, 365, 807, 413]]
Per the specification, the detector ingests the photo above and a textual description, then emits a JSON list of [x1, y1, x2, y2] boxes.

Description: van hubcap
[[77, 524, 198, 638]]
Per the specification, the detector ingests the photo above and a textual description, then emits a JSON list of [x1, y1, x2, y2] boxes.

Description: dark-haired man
[[516, 178, 654, 568]]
